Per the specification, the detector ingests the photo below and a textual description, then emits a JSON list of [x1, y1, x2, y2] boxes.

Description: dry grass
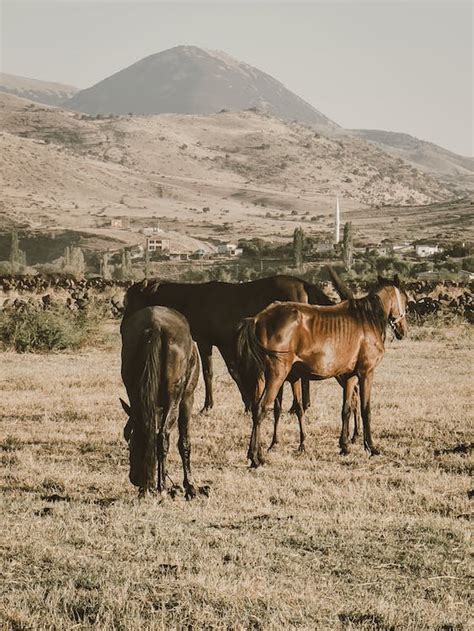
[[0, 324, 472, 630]]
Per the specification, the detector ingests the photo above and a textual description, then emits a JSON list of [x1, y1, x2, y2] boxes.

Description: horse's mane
[[129, 279, 161, 297], [347, 293, 388, 340]]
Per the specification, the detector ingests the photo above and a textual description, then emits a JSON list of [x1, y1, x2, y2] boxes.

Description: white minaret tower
[[335, 196, 341, 244]]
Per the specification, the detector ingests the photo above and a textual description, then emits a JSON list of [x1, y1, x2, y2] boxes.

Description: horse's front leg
[[291, 379, 306, 453], [339, 375, 358, 455], [359, 370, 380, 455], [351, 384, 361, 443]]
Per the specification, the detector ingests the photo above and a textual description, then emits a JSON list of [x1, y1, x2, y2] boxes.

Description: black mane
[[348, 293, 388, 340]]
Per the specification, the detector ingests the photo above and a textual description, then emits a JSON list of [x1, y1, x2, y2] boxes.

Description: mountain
[[351, 129, 474, 178], [0, 73, 78, 107], [63, 45, 336, 127]]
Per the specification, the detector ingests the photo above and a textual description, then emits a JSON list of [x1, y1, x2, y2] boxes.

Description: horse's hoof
[[370, 447, 381, 456], [297, 444, 305, 454], [351, 435, 359, 444], [168, 485, 183, 499], [198, 485, 211, 498], [184, 485, 196, 501], [340, 447, 350, 456], [200, 406, 212, 415], [267, 442, 278, 452]]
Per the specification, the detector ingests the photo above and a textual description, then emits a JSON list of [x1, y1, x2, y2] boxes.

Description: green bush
[[0, 305, 104, 353]]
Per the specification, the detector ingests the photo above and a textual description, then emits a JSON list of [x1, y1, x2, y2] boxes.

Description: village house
[[146, 237, 170, 253], [141, 226, 164, 236], [108, 217, 130, 229], [217, 242, 243, 257], [168, 252, 189, 261], [415, 244, 441, 258]]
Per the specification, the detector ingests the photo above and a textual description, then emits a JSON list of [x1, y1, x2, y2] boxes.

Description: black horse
[[120, 306, 200, 498], [123, 274, 349, 413]]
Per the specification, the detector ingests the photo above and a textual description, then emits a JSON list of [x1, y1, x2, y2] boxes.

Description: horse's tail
[[130, 327, 162, 489], [326, 266, 354, 300], [236, 318, 266, 400]]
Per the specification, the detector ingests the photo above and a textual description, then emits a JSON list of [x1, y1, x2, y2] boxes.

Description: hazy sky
[[1, 1, 472, 155]]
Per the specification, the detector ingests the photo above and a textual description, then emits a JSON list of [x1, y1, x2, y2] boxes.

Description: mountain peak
[[63, 46, 337, 127]]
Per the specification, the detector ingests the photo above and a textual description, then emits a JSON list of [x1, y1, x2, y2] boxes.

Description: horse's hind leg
[[249, 370, 286, 468], [178, 393, 196, 500], [156, 428, 169, 495], [157, 403, 177, 494], [339, 376, 358, 455], [268, 386, 283, 451], [197, 340, 213, 413]]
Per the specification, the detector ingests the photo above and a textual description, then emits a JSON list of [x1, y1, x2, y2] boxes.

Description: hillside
[[63, 45, 336, 127], [1, 92, 470, 254], [0, 73, 78, 107], [351, 129, 474, 185]]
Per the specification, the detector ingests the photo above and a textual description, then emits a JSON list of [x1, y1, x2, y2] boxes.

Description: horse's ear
[[393, 274, 401, 287], [119, 397, 131, 416]]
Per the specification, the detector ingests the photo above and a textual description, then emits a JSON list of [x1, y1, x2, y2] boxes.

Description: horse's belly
[[298, 345, 358, 379]]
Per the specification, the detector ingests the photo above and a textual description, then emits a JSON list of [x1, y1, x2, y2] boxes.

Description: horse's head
[[376, 275, 409, 339]]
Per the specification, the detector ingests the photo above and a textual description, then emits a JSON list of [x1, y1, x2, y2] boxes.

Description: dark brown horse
[[237, 276, 409, 467], [124, 275, 348, 413], [120, 306, 200, 498]]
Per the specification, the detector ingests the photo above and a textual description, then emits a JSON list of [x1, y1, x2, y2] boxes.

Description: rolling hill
[[1, 91, 470, 254], [0, 73, 78, 107], [351, 129, 474, 181]]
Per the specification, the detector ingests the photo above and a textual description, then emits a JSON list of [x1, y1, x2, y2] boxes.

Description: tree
[[100, 252, 111, 280], [341, 222, 353, 270], [63, 245, 85, 277], [293, 227, 304, 270], [9, 231, 26, 271], [120, 249, 133, 279], [144, 247, 150, 279]]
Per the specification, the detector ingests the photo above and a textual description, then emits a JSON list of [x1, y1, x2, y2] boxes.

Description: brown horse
[[120, 306, 200, 498], [237, 276, 409, 468], [123, 275, 347, 413]]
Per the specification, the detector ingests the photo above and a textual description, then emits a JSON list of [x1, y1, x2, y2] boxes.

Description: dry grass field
[[0, 322, 472, 630]]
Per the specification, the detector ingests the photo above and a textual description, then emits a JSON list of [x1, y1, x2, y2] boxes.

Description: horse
[[237, 275, 409, 468], [123, 274, 351, 414], [120, 306, 200, 498]]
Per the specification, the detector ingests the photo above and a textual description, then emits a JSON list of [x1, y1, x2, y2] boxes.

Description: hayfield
[[0, 322, 472, 630]]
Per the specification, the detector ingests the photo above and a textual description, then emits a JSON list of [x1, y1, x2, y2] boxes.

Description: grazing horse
[[123, 274, 349, 413], [237, 276, 409, 468], [120, 306, 199, 498]]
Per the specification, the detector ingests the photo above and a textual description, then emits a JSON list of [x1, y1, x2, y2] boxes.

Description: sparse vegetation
[[0, 304, 105, 352]]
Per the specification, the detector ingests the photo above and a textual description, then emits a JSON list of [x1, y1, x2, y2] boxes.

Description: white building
[[142, 226, 164, 236], [217, 243, 243, 257], [415, 244, 440, 258]]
